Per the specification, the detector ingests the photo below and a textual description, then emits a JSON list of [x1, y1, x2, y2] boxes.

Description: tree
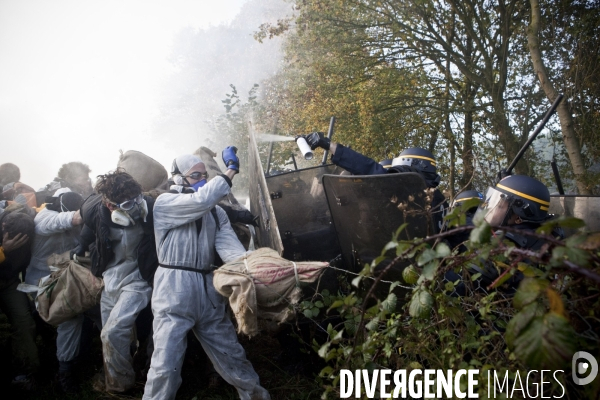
[[528, 0, 591, 194]]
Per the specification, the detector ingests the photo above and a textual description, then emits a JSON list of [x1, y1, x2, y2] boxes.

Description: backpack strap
[[211, 207, 220, 231]]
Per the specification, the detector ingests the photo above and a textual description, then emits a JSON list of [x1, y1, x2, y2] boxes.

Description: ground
[[0, 313, 323, 400]]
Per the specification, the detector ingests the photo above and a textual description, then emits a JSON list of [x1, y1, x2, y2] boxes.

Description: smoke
[[0, 0, 290, 190]]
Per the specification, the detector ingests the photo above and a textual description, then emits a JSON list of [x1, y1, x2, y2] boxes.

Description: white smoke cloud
[[0, 0, 250, 189]]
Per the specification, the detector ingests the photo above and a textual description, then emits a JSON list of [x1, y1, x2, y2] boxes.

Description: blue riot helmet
[[391, 147, 437, 173], [379, 159, 393, 169], [451, 190, 484, 211], [481, 175, 550, 226], [391, 147, 440, 188]]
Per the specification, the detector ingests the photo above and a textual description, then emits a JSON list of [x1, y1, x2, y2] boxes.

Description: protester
[[25, 189, 90, 393], [25, 189, 84, 285], [76, 170, 157, 393], [0, 163, 38, 208], [143, 149, 270, 400], [0, 209, 40, 390], [37, 162, 94, 204]]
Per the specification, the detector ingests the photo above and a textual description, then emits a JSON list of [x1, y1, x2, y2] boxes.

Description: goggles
[[183, 171, 209, 181], [107, 193, 144, 211]]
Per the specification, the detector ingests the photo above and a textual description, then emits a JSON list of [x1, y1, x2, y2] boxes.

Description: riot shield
[[248, 124, 344, 261], [549, 195, 600, 236], [266, 164, 344, 261], [322, 173, 434, 281], [248, 124, 284, 255]]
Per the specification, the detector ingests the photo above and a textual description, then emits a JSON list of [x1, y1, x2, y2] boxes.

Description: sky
[[0, 0, 249, 190]]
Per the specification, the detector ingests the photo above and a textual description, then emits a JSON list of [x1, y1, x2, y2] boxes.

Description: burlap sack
[[213, 247, 328, 337], [117, 150, 169, 191], [36, 253, 104, 326]]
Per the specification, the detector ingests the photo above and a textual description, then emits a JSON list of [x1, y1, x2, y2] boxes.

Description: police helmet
[[391, 147, 437, 174], [379, 159, 393, 169], [451, 189, 483, 210], [481, 175, 550, 226]]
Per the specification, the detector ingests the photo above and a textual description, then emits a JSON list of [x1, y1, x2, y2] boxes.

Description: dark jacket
[[79, 194, 158, 284], [0, 212, 33, 281]]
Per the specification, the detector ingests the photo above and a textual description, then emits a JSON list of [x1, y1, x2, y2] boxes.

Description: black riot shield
[[322, 173, 434, 281], [266, 165, 344, 261]]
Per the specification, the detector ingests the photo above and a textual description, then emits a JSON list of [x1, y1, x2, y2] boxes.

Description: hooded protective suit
[[78, 193, 154, 393], [143, 172, 270, 400], [100, 220, 152, 393]]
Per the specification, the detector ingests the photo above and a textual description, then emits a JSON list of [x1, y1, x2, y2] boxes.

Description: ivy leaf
[[470, 221, 492, 244], [556, 216, 586, 229], [382, 293, 397, 313], [511, 312, 576, 370], [546, 287, 566, 317], [328, 300, 344, 311], [417, 248, 437, 266], [383, 241, 398, 252], [435, 242, 451, 258], [505, 302, 545, 348], [422, 261, 438, 281], [366, 316, 380, 331], [565, 248, 590, 267], [402, 266, 419, 284], [513, 278, 549, 309], [409, 288, 433, 318]]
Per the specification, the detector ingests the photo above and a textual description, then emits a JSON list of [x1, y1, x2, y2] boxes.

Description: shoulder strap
[[211, 207, 220, 231]]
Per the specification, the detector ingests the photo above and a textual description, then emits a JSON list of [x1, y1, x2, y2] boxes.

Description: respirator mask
[[108, 194, 148, 227]]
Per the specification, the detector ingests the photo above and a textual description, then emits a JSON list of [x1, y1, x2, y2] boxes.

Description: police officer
[[481, 175, 560, 249], [297, 132, 449, 233], [443, 189, 484, 251], [458, 175, 562, 292]]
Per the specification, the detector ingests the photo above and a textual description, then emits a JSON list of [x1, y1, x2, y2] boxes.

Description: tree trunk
[[528, 0, 591, 194], [461, 36, 475, 190]]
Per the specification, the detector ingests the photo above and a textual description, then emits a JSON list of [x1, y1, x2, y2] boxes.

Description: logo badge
[[572, 351, 598, 386]]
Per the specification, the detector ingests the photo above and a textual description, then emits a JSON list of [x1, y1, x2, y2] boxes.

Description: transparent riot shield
[[248, 125, 284, 255], [322, 173, 434, 282], [248, 124, 344, 261]]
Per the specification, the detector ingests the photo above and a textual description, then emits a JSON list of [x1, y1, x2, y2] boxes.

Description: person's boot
[[58, 360, 79, 394], [11, 373, 37, 392], [57, 371, 78, 394]]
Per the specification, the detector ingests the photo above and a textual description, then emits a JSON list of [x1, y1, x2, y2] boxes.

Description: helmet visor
[[482, 187, 511, 226]]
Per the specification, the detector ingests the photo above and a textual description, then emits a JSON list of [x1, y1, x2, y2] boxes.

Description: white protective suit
[[143, 174, 270, 400], [26, 207, 78, 286], [100, 220, 152, 392], [27, 207, 85, 363]]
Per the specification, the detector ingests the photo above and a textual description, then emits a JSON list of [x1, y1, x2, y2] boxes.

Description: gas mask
[[191, 179, 207, 192], [110, 199, 148, 227]]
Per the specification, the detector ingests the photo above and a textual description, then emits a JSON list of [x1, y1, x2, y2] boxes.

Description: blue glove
[[222, 146, 240, 172]]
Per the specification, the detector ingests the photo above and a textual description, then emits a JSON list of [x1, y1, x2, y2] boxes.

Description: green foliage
[[295, 213, 600, 399]]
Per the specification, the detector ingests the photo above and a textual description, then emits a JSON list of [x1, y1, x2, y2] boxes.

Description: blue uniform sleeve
[[330, 144, 387, 175]]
